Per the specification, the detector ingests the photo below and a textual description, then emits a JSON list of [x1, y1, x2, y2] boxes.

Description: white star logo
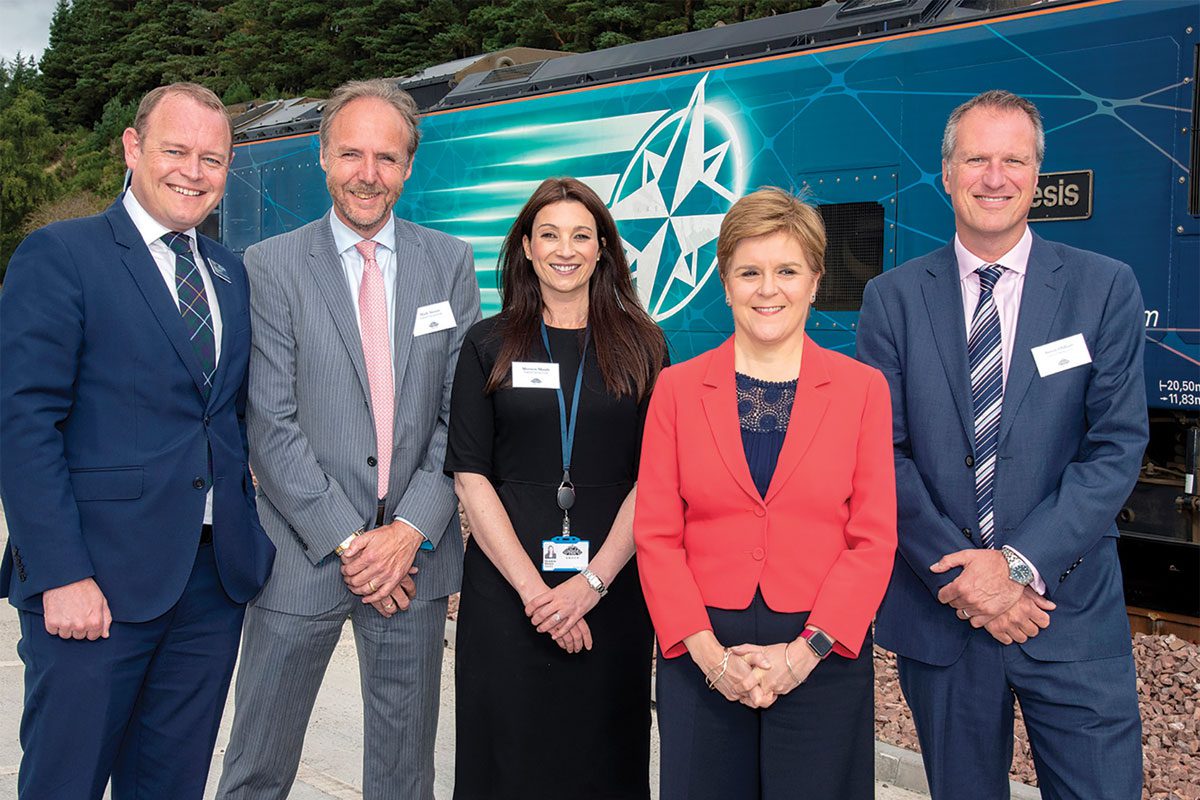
[[609, 76, 745, 322]]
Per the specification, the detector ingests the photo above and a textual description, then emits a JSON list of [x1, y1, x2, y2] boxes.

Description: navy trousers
[[16, 541, 244, 800], [899, 628, 1142, 800], [656, 593, 874, 800]]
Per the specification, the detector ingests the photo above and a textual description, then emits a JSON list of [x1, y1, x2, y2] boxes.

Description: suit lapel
[[700, 339, 763, 506], [108, 202, 210, 398], [307, 216, 371, 402], [921, 244, 975, 439], [999, 234, 1064, 445], [389, 219, 422, 402], [764, 339, 830, 504]]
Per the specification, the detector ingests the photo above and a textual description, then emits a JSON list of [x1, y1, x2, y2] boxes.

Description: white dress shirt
[[122, 190, 222, 525]]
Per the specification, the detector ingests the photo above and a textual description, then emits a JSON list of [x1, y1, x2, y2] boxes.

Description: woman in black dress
[[445, 177, 667, 800]]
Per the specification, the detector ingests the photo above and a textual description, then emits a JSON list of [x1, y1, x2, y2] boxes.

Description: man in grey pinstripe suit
[[216, 79, 481, 800]]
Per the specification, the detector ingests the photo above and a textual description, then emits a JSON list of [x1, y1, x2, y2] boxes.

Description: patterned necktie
[[356, 240, 393, 500], [969, 264, 1005, 548], [163, 232, 216, 397]]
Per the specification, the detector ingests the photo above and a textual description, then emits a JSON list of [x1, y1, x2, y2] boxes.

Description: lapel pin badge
[[208, 259, 233, 284]]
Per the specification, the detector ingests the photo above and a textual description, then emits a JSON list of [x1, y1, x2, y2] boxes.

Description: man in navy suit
[[0, 82, 274, 799], [858, 90, 1146, 800]]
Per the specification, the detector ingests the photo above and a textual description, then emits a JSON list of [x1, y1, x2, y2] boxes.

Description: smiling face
[[122, 92, 231, 231], [320, 97, 413, 239], [942, 105, 1040, 262], [725, 230, 820, 351], [522, 200, 601, 306]]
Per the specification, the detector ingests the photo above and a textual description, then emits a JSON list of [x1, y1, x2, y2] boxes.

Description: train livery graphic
[[220, 0, 1200, 625]]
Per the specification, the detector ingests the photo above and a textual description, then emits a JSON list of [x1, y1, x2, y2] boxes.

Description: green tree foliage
[[0, 89, 62, 278], [2, 0, 825, 277]]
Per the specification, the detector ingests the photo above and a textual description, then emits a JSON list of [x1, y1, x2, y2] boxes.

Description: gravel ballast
[[874, 634, 1200, 800]]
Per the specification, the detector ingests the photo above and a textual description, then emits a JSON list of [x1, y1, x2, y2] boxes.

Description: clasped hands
[[340, 520, 422, 618], [523, 573, 600, 655], [931, 549, 1056, 644], [696, 638, 819, 709]]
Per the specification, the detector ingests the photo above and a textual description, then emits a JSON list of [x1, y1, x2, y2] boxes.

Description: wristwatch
[[800, 627, 834, 660], [580, 567, 608, 598], [1001, 546, 1035, 586]]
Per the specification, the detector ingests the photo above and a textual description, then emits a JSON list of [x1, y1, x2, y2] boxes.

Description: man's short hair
[[319, 79, 421, 162], [941, 89, 1045, 166], [133, 83, 232, 145]]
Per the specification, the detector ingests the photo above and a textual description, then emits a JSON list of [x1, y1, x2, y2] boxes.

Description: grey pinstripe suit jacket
[[245, 212, 481, 615]]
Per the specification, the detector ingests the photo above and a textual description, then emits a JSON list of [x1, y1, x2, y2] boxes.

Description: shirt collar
[[122, 189, 196, 249], [328, 209, 396, 258], [955, 226, 1032, 282]]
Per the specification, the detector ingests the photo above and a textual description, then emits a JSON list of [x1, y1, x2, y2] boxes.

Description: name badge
[[413, 301, 456, 336], [512, 362, 560, 389], [1031, 333, 1092, 377], [542, 536, 589, 572]]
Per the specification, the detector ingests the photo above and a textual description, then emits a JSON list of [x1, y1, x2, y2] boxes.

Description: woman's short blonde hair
[[716, 187, 826, 281]]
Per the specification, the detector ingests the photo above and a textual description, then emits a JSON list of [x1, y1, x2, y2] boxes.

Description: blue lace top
[[736, 372, 798, 498]]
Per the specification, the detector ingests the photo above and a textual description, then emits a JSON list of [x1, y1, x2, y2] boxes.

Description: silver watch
[[1001, 546, 1034, 586], [580, 567, 608, 597]]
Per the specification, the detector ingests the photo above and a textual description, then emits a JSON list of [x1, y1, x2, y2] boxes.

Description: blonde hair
[[717, 187, 826, 281], [320, 79, 421, 161], [133, 83, 232, 145]]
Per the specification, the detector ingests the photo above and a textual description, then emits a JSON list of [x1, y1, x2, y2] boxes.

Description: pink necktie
[[355, 240, 393, 499]]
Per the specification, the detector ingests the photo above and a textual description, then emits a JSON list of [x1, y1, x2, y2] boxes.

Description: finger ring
[[960, 608, 971, 619], [369, 580, 378, 592], [554, 612, 562, 622], [383, 600, 395, 609]]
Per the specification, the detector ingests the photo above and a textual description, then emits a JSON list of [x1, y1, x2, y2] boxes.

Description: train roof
[[232, 0, 1090, 144], [438, 0, 1090, 109]]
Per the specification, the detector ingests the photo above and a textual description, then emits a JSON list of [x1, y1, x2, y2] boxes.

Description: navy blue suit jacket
[[857, 233, 1147, 666], [0, 198, 275, 622]]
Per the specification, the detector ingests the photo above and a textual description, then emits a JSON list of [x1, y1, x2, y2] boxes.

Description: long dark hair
[[485, 177, 666, 399]]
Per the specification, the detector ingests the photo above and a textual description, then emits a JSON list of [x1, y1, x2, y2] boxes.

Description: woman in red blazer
[[634, 188, 897, 799]]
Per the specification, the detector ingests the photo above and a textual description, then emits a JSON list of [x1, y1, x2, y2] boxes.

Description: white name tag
[[512, 362, 560, 389], [542, 537, 589, 572], [1031, 334, 1092, 377], [413, 301, 456, 336]]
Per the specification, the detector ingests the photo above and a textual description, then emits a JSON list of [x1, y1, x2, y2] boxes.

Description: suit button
[[753, 507, 765, 518], [752, 547, 765, 560], [193, 477, 206, 489], [965, 455, 975, 468], [204, 415, 211, 426], [962, 527, 973, 540], [367, 456, 378, 467]]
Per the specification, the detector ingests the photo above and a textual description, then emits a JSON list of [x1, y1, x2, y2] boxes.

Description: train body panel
[[222, 0, 1199, 616], [223, 0, 1199, 413]]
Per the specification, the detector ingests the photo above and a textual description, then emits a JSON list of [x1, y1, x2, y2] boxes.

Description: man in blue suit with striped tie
[[0, 83, 274, 799], [858, 90, 1147, 799]]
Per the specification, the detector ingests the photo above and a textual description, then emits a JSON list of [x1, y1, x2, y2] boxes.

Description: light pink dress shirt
[[954, 227, 1046, 593]]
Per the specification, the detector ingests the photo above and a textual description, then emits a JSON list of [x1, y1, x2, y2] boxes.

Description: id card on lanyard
[[539, 321, 591, 573]]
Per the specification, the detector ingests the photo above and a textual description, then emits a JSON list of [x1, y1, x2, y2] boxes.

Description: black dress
[[445, 316, 655, 800]]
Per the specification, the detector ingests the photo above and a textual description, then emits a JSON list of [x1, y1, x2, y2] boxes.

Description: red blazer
[[634, 336, 896, 659]]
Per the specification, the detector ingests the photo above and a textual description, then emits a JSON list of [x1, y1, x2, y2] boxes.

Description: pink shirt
[[956, 227, 1032, 388], [953, 226, 1045, 592]]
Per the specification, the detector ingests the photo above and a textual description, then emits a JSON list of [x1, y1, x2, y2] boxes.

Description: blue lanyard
[[539, 321, 590, 493]]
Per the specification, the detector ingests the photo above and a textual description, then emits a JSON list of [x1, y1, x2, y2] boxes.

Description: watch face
[[1004, 549, 1034, 585], [805, 630, 834, 658]]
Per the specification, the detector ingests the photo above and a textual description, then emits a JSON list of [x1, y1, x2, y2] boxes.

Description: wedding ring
[[959, 608, 971, 619], [369, 580, 378, 593], [383, 599, 395, 610], [554, 613, 562, 622]]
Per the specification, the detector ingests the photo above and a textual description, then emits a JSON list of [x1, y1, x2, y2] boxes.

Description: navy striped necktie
[[163, 232, 216, 397], [969, 264, 1005, 548]]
